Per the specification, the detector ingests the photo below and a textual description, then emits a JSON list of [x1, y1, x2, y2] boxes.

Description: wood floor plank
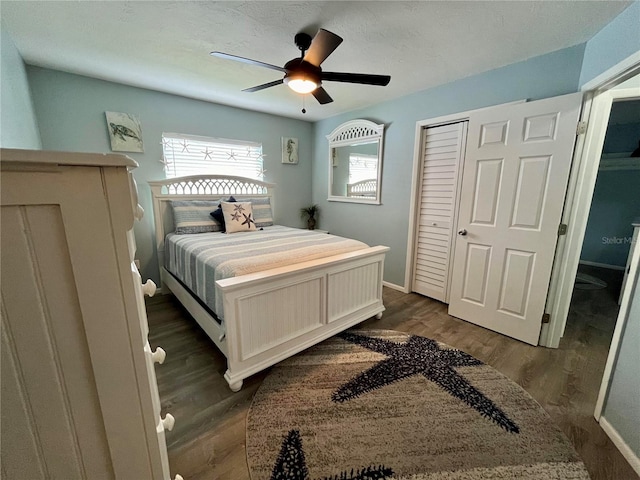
[[147, 271, 638, 480]]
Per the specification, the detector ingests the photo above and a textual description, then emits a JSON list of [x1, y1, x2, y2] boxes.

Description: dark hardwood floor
[[147, 280, 638, 480]]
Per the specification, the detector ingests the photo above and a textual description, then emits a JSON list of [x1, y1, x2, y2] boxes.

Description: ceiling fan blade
[[303, 29, 343, 67], [210, 52, 286, 73], [322, 72, 391, 86], [312, 87, 333, 105], [242, 79, 284, 92]]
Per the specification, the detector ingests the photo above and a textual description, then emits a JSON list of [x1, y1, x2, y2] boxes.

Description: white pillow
[[221, 201, 257, 233]]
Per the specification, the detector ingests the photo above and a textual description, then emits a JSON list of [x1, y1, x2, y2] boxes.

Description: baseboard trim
[[383, 281, 409, 293], [579, 260, 626, 271], [599, 416, 640, 476]]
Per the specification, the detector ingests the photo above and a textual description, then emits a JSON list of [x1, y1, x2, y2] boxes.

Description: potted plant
[[300, 204, 319, 230]]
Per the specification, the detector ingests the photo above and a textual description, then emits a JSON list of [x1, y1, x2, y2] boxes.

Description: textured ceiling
[[2, 1, 631, 121]]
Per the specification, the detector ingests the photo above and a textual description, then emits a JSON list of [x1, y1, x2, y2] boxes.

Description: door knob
[[458, 229, 468, 236], [161, 413, 175, 431], [151, 346, 166, 364], [142, 279, 157, 297]]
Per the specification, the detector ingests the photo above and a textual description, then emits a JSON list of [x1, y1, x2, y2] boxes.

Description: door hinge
[[558, 223, 568, 236], [576, 121, 587, 135], [542, 313, 551, 324]]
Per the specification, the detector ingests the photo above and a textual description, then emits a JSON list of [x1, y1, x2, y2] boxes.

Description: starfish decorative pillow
[[221, 201, 257, 233]]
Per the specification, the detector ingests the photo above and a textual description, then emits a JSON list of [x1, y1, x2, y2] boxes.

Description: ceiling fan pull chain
[[302, 95, 306, 114]]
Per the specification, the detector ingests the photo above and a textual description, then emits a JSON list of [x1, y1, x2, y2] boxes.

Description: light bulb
[[287, 78, 317, 94]]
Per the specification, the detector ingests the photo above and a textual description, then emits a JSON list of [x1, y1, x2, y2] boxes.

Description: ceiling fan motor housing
[[283, 59, 322, 87]]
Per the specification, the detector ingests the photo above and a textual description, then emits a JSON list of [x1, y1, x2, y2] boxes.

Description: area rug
[[246, 330, 590, 479]]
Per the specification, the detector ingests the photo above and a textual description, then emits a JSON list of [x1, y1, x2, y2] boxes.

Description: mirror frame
[[326, 119, 385, 205]]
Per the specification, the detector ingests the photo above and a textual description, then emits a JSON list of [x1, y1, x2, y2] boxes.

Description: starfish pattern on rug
[[271, 430, 394, 480], [333, 332, 520, 433]]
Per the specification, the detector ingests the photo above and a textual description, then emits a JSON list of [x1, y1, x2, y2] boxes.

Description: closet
[[412, 122, 467, 302], [1, 149, 181, 479], [411, 93, 583, 345]]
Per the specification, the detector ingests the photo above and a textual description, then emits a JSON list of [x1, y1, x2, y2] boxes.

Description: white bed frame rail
[[149, 175, 389, 391]]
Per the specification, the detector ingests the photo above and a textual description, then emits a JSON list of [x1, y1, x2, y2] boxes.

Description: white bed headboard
[[148, 175, 275, 268]]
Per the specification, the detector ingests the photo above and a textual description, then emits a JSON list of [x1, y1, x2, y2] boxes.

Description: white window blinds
[[161, 133, 264, 179]]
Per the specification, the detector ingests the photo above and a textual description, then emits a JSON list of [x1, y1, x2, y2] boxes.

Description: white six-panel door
[[448, 93, 582, 345]]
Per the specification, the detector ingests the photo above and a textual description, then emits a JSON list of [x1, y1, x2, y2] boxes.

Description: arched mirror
[[327, 119, 384, 205]]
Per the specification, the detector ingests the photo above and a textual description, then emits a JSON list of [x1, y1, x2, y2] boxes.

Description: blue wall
[[580, 170, 640, 267], [312, 44, 585, 287], [27, 67, 313, 283], [579, 2, 640, 87], [0, 23, 41, 149], [603, 122, 640, 154]]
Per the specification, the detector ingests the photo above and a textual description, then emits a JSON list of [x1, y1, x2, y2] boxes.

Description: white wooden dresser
[[0, 149, 181, 479]]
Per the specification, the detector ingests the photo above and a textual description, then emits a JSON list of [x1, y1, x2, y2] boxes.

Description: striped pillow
[[247, 197, 274, 227], [171, 200, 222, 234]]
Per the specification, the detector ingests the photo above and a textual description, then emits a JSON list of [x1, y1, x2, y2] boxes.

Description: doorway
[[544, 71, 640, 349], [565, 95, 639, 380], [576, 98, 640, 298]]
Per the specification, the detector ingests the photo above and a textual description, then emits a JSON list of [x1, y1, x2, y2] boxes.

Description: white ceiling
[[2, 1, 631, 122]]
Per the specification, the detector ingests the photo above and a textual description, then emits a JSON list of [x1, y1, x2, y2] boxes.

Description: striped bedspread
[[165, 225, 369, 319]]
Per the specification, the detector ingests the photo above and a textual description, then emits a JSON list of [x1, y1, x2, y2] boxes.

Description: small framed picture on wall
[[282, 137, 299, 164], [105, 111, 144, 153]]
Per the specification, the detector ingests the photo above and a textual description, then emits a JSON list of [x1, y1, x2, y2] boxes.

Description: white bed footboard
[[218, 246, 389, 390]]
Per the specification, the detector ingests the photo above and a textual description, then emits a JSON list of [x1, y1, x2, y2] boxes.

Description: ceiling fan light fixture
[[285, 76, 318, 94]]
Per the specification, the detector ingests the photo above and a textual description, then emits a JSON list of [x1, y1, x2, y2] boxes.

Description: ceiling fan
[[211, 29, 391, 108]]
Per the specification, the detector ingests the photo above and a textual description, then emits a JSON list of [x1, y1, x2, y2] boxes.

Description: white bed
[[149, 175, 389, 391]]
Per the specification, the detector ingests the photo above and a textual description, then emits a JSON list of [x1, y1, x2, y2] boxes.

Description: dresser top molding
[[0, 148, 138, 169]]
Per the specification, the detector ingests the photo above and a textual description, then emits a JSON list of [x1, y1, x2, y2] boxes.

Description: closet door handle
[[142, 279, 157, 297], [151, 347, 166, 364], [161, 413, 175, 431], [458, 229, 467, 236]]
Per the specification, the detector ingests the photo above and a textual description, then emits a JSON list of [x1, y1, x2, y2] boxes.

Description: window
[[161, 133, 264, 180], [348, 153, 378, 184]]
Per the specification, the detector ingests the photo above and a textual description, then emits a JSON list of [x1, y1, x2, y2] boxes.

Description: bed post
[[148, 181, 168, 293]]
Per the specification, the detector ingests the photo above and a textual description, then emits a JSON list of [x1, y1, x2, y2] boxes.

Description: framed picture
[[282, 137, 299, 164], [105, 111, 144, 153]]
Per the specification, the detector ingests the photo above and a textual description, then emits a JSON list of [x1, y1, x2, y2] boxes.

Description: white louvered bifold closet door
[[412, 122, 467, 302]]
